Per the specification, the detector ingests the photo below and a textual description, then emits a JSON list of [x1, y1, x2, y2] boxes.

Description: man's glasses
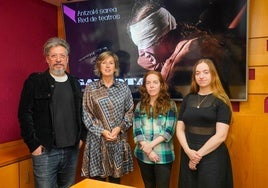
[[48, 54, 68, 60]]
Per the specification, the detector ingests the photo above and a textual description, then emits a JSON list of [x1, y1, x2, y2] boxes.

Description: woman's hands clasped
[[102, 127, 121, 141], [140, 141, 160, 163], [186, 149, 202, 170]]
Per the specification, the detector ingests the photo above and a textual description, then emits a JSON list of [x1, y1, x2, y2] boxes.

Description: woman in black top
[[176, 58, 233, 188]]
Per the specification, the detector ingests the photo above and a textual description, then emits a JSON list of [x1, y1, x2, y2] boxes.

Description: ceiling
[[42, 0, 85, 6]]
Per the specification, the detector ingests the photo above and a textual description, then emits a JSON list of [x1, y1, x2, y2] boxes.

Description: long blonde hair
[[190, 58, 233, 115]]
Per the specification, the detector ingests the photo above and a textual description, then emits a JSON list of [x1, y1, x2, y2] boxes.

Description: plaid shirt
[[133, 100, 177, 164], [81, 79, 134, 177]]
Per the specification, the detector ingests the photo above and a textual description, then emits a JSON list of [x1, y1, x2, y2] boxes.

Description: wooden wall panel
[[0, 163, 19, 187], [249, 0, 268, 37], [248, 67, 268, 94], [248, 38, 268, 66], [226, 114, 253, 188], [227, 114, 268, 188], [19, 159, 34, 188], [57, 6, 65, 38], [239, 95, 268, 114]]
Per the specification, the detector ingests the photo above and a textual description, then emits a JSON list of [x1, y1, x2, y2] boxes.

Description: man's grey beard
[[50, 69, 65, 76]]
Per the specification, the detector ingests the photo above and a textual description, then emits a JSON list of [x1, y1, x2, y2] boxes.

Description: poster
[[62, 0, 248, 101]]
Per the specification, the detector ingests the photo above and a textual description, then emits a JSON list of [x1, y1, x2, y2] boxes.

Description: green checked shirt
[[133, 100, 178, 164]]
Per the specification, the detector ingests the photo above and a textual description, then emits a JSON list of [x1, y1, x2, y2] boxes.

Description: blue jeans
[[32, 146, 79, 188]]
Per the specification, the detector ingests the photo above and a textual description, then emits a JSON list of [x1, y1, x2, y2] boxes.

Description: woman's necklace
[[197, 95, 208, 108]]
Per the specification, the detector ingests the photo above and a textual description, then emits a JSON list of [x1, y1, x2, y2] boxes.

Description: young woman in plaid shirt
[[133, 70, 178, 188]]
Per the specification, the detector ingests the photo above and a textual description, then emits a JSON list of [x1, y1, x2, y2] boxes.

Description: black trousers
[[137, 159, 173, 188]]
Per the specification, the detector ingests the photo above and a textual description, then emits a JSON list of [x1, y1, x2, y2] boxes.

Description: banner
[[62, 0, 248, 100]]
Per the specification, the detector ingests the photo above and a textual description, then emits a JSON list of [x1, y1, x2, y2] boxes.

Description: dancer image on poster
[[128, 0, 247, 99]]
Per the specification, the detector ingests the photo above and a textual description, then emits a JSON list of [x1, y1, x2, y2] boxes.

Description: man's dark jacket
[[18, 70, 87, 153]]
